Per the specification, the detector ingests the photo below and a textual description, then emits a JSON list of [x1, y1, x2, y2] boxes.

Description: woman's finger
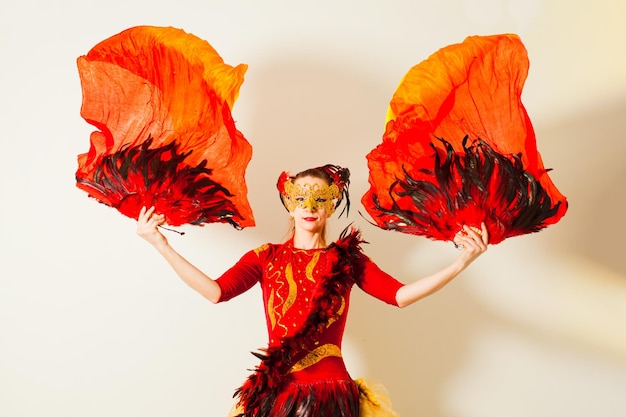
[[455, 223, 489, 252], [481, 222, 489, 245], [139, 206, 154, 222]]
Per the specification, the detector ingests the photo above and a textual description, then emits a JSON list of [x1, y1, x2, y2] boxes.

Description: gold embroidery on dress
[[266, 261, 286, 334], [253, 243, 269, 255], [327, 296, 346, 327], [283, 263, 297, 315], [268, 290, 276, 329], [268, 257, 299, 337], [288, 343, 342, 373], [305, 251, 320, 282]]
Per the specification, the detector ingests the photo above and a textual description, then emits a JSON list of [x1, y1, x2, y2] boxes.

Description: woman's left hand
[[453, 222, 489, 266]]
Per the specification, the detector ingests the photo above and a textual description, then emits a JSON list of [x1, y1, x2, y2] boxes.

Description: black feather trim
[[368, 136, 563, 244]]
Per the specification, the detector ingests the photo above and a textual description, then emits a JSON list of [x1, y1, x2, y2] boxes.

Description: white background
[[1, 0, 625, 416]]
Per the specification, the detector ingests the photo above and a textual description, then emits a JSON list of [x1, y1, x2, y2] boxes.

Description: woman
[[136, 164, 488, 417]]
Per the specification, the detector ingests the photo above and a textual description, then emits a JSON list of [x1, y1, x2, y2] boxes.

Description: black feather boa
[[233, 226, 367, 417]]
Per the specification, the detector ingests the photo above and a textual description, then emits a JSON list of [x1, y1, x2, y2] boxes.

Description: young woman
[[136, 164, 488, 417]]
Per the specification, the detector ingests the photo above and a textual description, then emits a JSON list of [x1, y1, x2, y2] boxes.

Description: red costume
[[217, 228, 403, 417]]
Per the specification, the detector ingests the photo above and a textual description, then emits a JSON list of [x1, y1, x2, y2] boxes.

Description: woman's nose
[[303, 199, 317, 212]]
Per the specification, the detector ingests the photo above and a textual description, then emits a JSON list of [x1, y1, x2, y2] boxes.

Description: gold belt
[[288, 343, 342, 374]]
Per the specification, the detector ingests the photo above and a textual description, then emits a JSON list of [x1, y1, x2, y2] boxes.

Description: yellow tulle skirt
[[226, 377, 399, 417], [355, 378, 400, 417]]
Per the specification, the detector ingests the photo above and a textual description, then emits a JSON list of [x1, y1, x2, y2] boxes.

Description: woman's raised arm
[[395, 223, 489, 308], [136, 206, 222, 303]]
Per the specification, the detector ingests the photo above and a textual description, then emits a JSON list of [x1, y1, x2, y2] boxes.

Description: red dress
[[217, 229, 403, 417]]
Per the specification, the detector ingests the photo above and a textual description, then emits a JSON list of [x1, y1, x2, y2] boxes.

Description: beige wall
[[1, 0, 625, 416]]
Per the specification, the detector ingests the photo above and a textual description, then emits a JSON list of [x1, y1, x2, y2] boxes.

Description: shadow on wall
[[347, 97, 626, 415], [533, 97, 626, 277], [347, 266, 494, 417], [234, 50, 626, 416]]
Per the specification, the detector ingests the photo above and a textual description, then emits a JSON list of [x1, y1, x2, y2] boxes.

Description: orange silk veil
[[76, 26, 254, 228], [362, 34, 567, 244]]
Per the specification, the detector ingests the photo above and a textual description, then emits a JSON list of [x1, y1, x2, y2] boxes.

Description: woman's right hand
[[137, 206, 168, 248]]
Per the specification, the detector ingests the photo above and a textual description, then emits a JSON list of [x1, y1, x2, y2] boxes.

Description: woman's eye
[[316, 198, 326, 203], [295, 197, 304, 202]]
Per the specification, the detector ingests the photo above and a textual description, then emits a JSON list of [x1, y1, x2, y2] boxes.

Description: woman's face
[[288, 175, 336, 233]]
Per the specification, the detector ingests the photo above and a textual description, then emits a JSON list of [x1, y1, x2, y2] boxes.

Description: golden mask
[[283, 181, 339, 214]]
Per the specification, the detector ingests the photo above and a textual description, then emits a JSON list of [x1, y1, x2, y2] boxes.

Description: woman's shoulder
[[251, 241, 286, 257]]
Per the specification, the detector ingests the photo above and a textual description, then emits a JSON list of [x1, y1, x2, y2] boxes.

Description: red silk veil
[[362, 34, 567, 244], [75, 26, 254, 228]]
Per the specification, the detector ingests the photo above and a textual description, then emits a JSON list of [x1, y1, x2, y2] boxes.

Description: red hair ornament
[[362, 34, 567, 244], [75, 26, 255, 229]]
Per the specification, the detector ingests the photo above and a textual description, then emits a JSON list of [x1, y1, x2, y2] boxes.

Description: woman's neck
[[292, 231, 326, 249]]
